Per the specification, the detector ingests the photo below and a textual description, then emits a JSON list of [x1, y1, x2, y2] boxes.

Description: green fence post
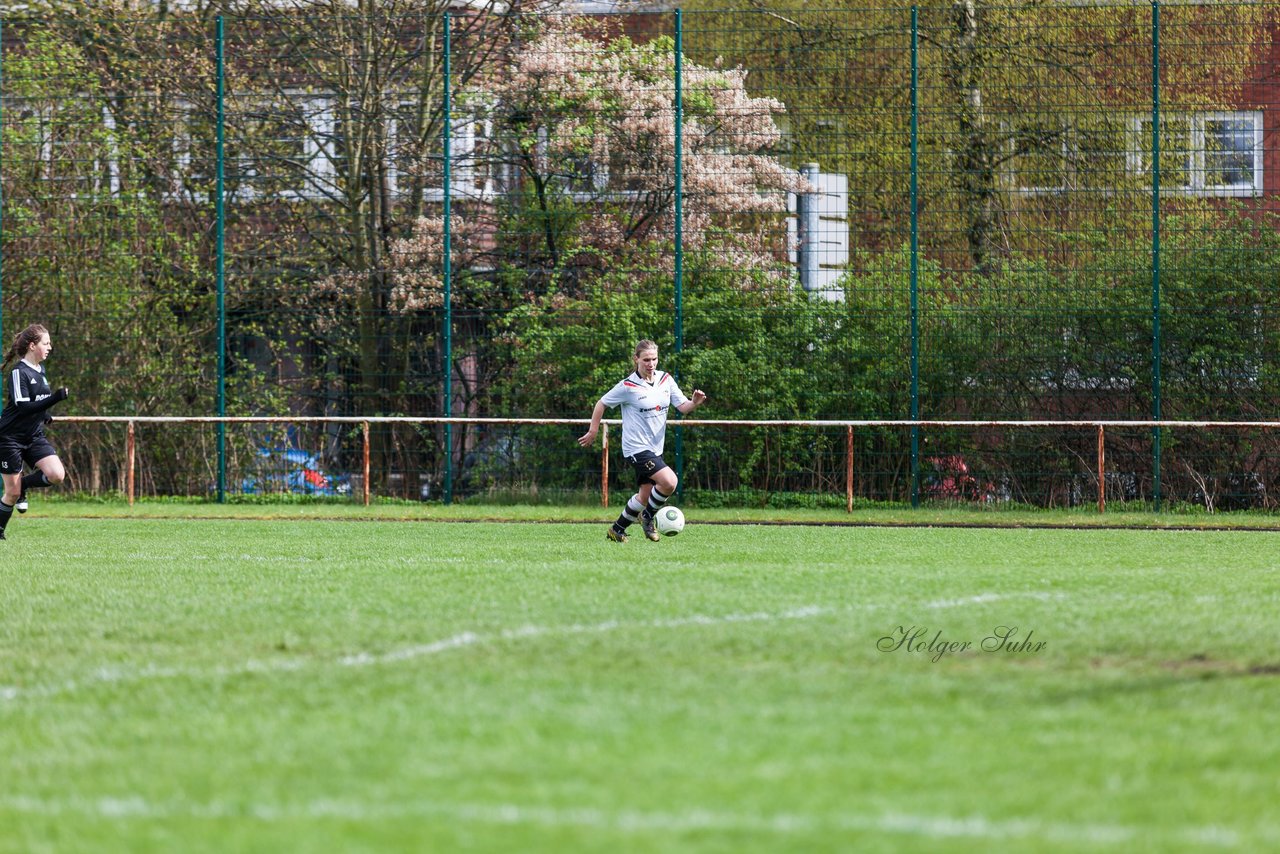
[[442, 12, 453, 505], [909, 6, 921, 509], [0, 18, 5, 346], [216, 15, 227, 504], [674, 9, 685, 494], [1151, 0, 1162, 511]]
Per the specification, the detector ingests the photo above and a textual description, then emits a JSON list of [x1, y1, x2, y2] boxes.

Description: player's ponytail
[[2, 324, 48, 372]]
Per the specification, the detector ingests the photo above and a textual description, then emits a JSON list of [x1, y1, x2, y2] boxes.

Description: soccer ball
[[655, 506, 686, 537]]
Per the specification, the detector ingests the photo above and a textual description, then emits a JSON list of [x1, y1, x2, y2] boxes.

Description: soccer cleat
[[641, 513, 660, 542], [15, 494, 27, 514], [606, 527, 628, 543], [0, 529, 6, 539]]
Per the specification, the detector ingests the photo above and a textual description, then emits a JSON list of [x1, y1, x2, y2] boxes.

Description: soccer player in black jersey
[[0, 324, 69, 539]]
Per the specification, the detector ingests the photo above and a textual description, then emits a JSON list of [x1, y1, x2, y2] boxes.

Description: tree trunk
[[947, 0, 1003, 275]]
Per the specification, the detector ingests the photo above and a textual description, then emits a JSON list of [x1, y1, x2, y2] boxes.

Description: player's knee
[[42, 458, 66, 484]]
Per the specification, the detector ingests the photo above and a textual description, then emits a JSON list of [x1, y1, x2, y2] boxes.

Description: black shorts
[[0, 435, 57, 477], [625, 450, 670, 488]]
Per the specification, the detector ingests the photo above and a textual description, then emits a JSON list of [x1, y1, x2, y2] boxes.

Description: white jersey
[[599, 370, 690, 458]]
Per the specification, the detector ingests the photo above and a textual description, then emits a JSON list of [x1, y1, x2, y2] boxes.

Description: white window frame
[[1128, 110, 1263, 197], [236, 94, 330, 203], [303, 98, 341, 200], [174, 92, 332, 203], [165, 92, 538, 205], [170, 100, 209, 203], [389, 102, 496, 201], [1200, 111, 1264, 196], [11, 98, 121, 199], [1004, 120, 1071, 196]]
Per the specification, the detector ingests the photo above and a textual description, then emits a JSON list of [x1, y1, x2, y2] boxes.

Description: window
[[171, 102, 217, 201], [1069, 126, 1128, 192], [450, 111, 497, 199], [1006, 119, 1128, 195], [562, 153, 609, 198], [388, 103, 496, 200], [8, 99, 120, 198], [1009, 111, 1264, 198], [1203, 113, 1260, 192], [1131, 111, 1262, 196], [174, 94, 331, 202], [1009, 120, 1068, 194], [232, 96, 329, 201]]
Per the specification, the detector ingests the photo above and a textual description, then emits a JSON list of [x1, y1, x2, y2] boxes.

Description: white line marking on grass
[[0, 595, 1051, 702], [924, 592, 1061, 609], [0, 605, 840, 701], [0, 794, 1260, 848], [346, 606, 832, 667], [339, 632, 484, 666]]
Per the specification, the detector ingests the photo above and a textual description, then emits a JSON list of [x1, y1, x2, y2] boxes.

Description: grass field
[[2, 511, 1279, 852]]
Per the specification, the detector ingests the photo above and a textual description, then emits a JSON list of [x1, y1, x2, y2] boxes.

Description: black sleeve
[[7, 383, 66, 415]]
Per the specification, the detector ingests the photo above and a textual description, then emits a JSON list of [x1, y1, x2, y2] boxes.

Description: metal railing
[[52, 415, 1280, 513]]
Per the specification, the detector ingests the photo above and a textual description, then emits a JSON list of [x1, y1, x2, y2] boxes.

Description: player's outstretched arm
[[677, 389, 706, 415], [10, 386, 68, 415], [578, 400, 607, 447]]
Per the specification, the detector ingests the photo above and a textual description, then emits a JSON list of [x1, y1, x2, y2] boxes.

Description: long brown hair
[[2, 324, 48, 371]]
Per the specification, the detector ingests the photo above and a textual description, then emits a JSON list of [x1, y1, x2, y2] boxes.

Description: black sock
[[21, 471, 50, 491], [0, 501, 12, 533], [613, 495, 646, 532], [642, 487, 672, 520]]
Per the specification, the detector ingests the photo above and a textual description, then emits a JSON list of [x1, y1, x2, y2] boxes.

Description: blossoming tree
[[389, 17, 808, 308]]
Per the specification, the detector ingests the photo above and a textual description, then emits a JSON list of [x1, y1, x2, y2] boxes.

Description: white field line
[[0, 592, 1060, 703], [923, 592, 1059, 609], [0, 794, 1258, 848]]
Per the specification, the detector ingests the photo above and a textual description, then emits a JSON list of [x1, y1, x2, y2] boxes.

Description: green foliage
[[2, 28, 289, 495], [495, 199, 1280, 507]]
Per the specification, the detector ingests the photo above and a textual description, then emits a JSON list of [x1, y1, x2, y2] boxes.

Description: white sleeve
[[599, 379, 630, 409], [667, 376, 689, 409]]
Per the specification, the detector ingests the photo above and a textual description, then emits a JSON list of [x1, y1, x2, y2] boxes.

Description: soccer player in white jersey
[[0, 324, 69, 540], [578, 339, 706, 542]]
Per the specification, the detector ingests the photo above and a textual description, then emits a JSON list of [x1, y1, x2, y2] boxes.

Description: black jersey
[[0, 360, 61, 442]]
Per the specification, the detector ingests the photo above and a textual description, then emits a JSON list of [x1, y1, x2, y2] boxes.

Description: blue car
[[240, 447, 352, 496]]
